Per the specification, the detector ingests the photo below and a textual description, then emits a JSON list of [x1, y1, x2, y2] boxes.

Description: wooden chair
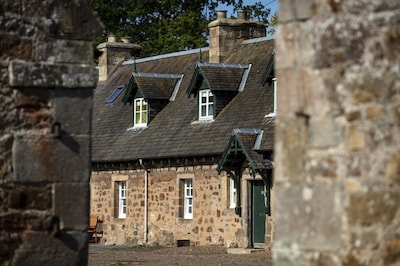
[[88, 215, 98, 243]]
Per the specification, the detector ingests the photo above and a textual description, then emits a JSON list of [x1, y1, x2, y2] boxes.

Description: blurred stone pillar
[[274, 0, 400, 265], [0, 1, 102, 265]]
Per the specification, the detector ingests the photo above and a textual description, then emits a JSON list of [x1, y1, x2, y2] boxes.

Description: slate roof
[[217, 129, 273, 174], [128, 73, 182, 100], [92, 38, 275, 163], [187, 63, 248, 95], [235, 131, 273, 170]]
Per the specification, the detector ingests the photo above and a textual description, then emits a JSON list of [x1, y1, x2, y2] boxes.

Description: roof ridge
[[133, 72, 183, 79], [196, 62, 249, 69], [123, 47, 209, 65]]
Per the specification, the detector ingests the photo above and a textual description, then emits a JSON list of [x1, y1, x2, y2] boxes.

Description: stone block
[[278, 0, 314, 22], [307, 154, 338, 178], [9, 61, 98, 88], [0, 33, 33, 61], [275, 23, 297, 69], [274, 117, 308, 181], [308, 117, 341, 148], [346, 125, 365, 150], [14, 88, 53, 131], [274, 180, 342, 250], [385, 152, 400, 185], [273, 242, 307, 266], [12, 231, 88, 266], [276, 68, 301, 115], [347, 188, 399, 226], [54, 183, 89, 230], [9, 185, 52, 210], [0, 88, 17, 132], [0, 134, 13, 181], [19, 0, 103, 40], [13, 135, 90, 183], [36, 39, 93, 64], [383, 236, 400, 265], [54, 88, 93, 134]]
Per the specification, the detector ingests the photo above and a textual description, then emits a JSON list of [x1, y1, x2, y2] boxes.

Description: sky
[[218, 0, 278, 21]]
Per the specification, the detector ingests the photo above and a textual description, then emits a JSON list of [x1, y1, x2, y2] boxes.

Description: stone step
[[226, 248, 265, 254]]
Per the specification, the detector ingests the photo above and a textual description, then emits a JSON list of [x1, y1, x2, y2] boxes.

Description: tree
[[267, 11, 278, 36], [89, 0, 272, 57]]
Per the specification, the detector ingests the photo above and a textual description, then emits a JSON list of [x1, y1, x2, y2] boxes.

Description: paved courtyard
[[88, 244, 272, 266]]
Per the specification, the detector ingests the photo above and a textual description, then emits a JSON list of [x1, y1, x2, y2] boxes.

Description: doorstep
[[226, 248, 265, 254]]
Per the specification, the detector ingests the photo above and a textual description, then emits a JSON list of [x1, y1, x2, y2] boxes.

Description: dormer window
[[123, 72, 183, 128], [187, 62, 250, 123], [134, 98, 148, 127], [199, 89, 214, 120]]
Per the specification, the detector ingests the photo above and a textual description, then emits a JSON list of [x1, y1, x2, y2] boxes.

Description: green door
[[252, 180, 266, 245]]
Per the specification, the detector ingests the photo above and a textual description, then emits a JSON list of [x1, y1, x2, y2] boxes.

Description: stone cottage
[[90, 11, 276, 249]]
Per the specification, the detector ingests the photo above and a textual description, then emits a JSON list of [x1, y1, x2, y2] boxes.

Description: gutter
[[139, 159, 149, 244]]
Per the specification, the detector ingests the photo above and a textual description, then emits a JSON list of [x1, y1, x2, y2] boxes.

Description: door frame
[[248, 179, 267, 248]]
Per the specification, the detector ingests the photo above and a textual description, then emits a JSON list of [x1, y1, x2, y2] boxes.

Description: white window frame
[[199, 89, 214, 121], [118, 181, 126, 219], [266, 78, 277, 117], [134, 98, 148, 127], [229, 178, 237, 209], [184, 179, 193, 219]]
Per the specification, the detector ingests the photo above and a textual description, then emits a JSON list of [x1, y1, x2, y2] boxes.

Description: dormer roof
[[187, 62, 249, 96], [123, 72, 183, 104], [262, 51, 274, 86], [217, 128, 273, 174]]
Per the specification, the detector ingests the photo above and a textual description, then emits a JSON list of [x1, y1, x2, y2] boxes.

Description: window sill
[[191, 119, 214, 125], [178, 217, 193, 222], [127, 125, 147, 131], [265, 112, 276, 118]]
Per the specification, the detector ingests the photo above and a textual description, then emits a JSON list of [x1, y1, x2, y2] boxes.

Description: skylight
[[105, 85, 125, 103]]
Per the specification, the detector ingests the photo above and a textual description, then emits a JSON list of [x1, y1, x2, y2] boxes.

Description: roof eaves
[[217, 135, 237, 174], [262, 51, 275, 86], [186, 66, 202, 96], [170, 74, 184, 101]]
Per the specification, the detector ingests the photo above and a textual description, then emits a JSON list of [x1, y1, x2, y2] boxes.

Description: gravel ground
[[88, 244, 272, 266]]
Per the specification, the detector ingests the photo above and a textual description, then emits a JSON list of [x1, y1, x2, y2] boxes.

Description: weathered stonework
[[0, 1, 102, 265], [275, 1, 400, 265], [90, 164, 272, 248], [208, 10, 266, 63]]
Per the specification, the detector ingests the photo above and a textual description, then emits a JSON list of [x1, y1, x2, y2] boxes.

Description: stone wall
[[274, 1, 400, 265], [91, 164, 270, 248], [0, 1, 102, 265]]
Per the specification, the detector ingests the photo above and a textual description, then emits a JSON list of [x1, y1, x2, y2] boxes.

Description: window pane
[[201, 106, 206, 116], [142, 110, 147, 123], [135, 113, 140, 124]]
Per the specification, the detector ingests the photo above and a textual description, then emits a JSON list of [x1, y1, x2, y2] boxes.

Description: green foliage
[[267, 11, 278, 36], [88, 0, 272, 57]]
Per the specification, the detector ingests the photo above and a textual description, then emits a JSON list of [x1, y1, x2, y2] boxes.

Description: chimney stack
[[208, 10, 266, 63], [97, 34, 142, 81]]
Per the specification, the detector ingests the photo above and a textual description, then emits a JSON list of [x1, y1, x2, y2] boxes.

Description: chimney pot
[[237, 10, 247, 20], [108, 34, 117, 43], [121, 37, 131, 43], [216, 10, 227, 19]]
